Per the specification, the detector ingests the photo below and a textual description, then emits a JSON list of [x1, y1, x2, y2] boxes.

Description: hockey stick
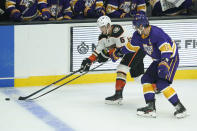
[[27, 63, 105, 100], [18, 68, 81, 100]]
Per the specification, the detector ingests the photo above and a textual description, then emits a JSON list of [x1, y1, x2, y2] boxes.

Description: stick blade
[[18, 96, 26, 100]]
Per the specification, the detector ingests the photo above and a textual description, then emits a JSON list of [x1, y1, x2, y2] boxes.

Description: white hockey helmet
[[97, 15, 111, 28]]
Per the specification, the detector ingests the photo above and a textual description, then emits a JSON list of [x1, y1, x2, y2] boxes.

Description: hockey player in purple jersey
[[5, 0, 51, 21], [111, 13, 187, 118], [47, 0, 72, 20], [106, 0, 146, 18], [70, 0, 105, 19]]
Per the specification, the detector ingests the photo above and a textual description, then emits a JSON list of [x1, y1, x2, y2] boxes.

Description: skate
[[174, 101, 187, 118], [137, 100, 156, 118], [105, 90, 123, 105]]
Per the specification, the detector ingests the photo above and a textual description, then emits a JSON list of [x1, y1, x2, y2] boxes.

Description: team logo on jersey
[[143, 44, 153, 55], [113, 27, 120, 33], [77, 42, 89, 54]]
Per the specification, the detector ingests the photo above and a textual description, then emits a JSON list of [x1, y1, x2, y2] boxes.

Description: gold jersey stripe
[[159, 42, 173, 53], [162, 86, 176, 99], [143, 83, 154, 94], [125, 42, 140, 52]]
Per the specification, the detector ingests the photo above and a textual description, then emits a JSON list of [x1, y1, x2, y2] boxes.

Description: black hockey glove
[[80, 58, 92, 73], [97, 49, 110, 63]]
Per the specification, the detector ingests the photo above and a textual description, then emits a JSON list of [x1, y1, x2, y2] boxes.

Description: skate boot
[[174, 101, 187, 118], [137, 100, 156, 118], [105, 90, 123, 105]]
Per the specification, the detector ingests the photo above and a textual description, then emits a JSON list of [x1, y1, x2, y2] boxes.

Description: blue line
[[2, 87, 74, 131]]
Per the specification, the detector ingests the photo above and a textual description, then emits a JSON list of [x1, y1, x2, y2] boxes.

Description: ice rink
[[0, 79, 197, 131]]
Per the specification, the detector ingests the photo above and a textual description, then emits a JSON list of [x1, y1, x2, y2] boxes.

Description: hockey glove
[[80, 58, 92, 73], [98, 49, 110, 63], [158, 58, 170, 79], [110, 48, 124, 62]]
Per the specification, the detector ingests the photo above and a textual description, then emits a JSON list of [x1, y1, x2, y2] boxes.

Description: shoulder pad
[[111, 25, 124, 38], [98, 34, 108, 41]]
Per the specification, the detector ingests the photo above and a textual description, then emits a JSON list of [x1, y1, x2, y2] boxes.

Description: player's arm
[[157, 39, 174, 79], [62, 0, 73, 20], [106, 0, 124, 18], [110, 35, 140, 62], [130, 0, 146, 15], [95, 0, 105, 16], [38, 0, 51, 20], [5, 0, 22, 21], [158, 40, 173, 60], [136, 0, 146, 13], [80, 34, 107, 72], [110, 41, 140, 62]]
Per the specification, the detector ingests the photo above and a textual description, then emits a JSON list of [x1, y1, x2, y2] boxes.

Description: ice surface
[[0, 80, 197, 131]]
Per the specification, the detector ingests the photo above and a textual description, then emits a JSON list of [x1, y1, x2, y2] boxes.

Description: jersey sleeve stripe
[[125, 42, 140, 52]]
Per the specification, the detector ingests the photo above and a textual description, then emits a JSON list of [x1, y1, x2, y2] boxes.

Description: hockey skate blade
[[137, 111, 156, 118], [105, 99, 123, 105], [175, 111, 188, 119]]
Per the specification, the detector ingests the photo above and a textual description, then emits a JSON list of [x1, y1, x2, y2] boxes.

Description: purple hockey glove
[[110, 48, 124, 62], [158, 58, 170, 79], [11, 11, 22, 21]]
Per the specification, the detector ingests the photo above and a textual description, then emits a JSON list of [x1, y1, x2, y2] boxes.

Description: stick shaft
[[29, 63, 104, 100], [18, 69, 81, 100]]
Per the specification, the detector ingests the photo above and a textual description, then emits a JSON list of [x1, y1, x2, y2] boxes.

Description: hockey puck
[[5, 98, 10, 101]]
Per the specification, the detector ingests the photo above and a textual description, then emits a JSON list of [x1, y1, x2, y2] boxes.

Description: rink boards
[[0, 19, 197, 87]]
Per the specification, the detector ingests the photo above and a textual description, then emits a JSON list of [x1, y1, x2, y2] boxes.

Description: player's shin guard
[[143, 83, 155, 103], [137, 99, 156, 118], [105, 74, 126, 105]]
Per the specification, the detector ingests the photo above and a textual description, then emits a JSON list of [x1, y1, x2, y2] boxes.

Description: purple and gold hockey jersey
[[122, 25, 178, 61], [47, 0, 72, 20], [5, 0, 48, 21], [70, 0, 105, 18], [106, 0, 146, 18]]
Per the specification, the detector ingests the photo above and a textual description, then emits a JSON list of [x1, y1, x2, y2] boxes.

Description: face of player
[[99, 24, 111, 35], [99, 26, 108, 35], [133, 25, 144, 35]]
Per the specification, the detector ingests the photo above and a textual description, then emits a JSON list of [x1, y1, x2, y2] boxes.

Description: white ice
[[0, 79, 197, 131]]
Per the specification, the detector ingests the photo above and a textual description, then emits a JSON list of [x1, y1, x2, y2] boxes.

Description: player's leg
[[156, 79, 187, 118], [128, 49, 160, 94], [129, 58, 144, 83], [157, 55, 187, 118], [105, 52, 137, 105], [128, 48, 145, 84], [137, 61, 158, 118], [105, 64, 129, 105]]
